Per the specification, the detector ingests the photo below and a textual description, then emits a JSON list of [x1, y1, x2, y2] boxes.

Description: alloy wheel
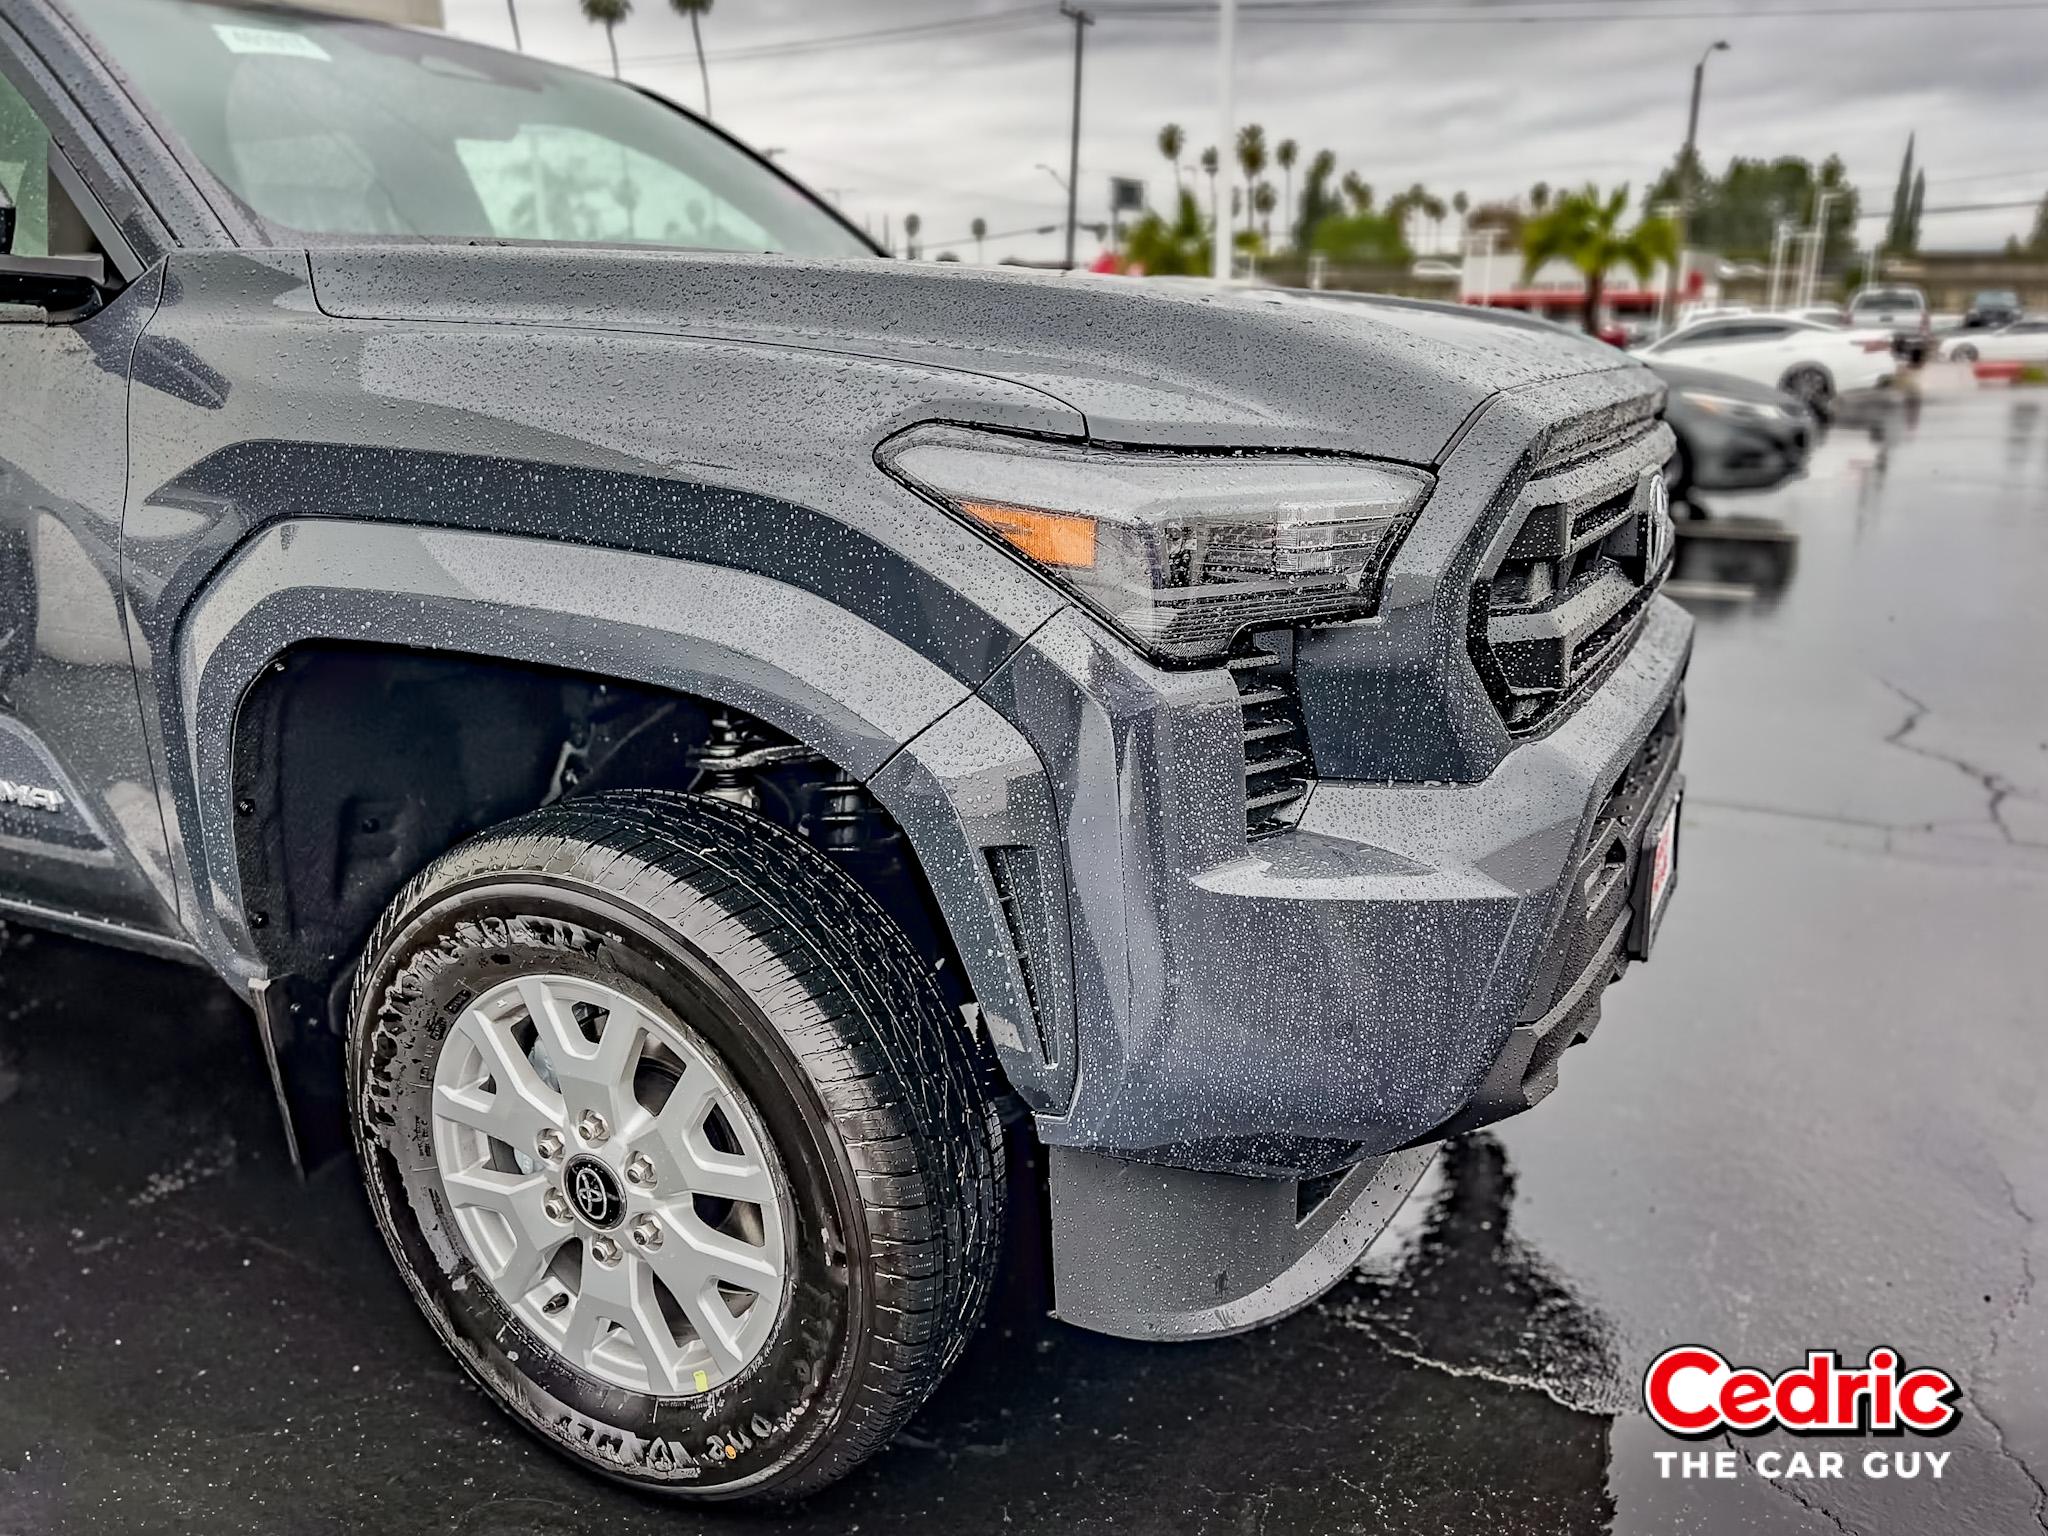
[[429, 973, 788, 1397]]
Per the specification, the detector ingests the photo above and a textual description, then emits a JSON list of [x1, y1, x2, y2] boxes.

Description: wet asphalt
[[0, 370, 2043, 1535]]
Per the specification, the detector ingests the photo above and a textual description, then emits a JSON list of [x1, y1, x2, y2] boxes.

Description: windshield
[[68, 0, 873, 257], [1851, 289, 1923, 311]]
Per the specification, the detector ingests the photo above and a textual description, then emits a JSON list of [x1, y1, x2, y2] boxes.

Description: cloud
[[443, 0, 2047, 260]]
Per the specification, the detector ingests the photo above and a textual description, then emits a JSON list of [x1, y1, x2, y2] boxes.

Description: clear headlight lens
[[1680, 389, 1790, 422], [881, 426, 1433, 664]]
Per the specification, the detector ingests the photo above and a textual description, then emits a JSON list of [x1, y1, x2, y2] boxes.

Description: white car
[[1943, 319, 2048, 365], [1638, 314, 1894, 415]]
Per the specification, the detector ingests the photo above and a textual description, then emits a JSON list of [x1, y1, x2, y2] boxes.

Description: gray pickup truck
[[0, 0, 1689, 1502]]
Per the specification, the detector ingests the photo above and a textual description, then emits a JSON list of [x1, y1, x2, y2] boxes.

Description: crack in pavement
[[1344, 1319, 1605, 1418], [1880, 678, 2034, 845], [1978, 1168, 2048, 1534], [1731, 1438, 1859, 1536]]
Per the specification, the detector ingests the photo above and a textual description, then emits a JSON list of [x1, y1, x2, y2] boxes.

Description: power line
[[590, 8, 1053, 71], [1096, 0, 2048, 19]]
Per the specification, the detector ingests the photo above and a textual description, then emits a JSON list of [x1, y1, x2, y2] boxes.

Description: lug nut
[[543, 1188, 572, 1224], [590, 1235, 622, 1266], [535, 1128, 565, 1163], [624, 1153, 656, 1188], [629, 1215, 663, 1251], [576, 1111, 609, 1145]]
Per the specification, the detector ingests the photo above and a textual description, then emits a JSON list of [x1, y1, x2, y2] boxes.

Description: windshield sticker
[[211, 24, 331, 61]]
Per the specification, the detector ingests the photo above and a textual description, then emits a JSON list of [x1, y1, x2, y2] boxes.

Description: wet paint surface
[[0, 376, 2042, 1533]]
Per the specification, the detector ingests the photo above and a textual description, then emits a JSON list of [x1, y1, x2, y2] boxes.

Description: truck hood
[[309, 246, 1637, 465]]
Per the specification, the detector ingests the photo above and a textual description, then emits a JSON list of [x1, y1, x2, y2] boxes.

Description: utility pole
[[1767, 217, 1792, 310], [505, 0, 522, 50], [1212, 0, 1236, 282], [1801, 189, 1838, 308], [1060, 5, 1093, 271], [1660, 40, 1728, 334]]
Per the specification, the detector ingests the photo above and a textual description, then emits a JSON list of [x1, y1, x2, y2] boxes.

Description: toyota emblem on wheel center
[[563, 1155, 626, 1230]]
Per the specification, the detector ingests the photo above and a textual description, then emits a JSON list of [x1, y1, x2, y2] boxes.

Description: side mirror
[[0, 182, 108, 321]]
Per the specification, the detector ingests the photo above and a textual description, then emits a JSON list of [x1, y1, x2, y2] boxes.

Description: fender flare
[[172, 519, 1077, 1109]]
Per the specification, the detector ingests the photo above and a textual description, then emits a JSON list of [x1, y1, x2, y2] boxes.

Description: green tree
[[1309, 204, 1410, 267], [1253, 181, 1278, 248], [669, 0, 713, 116], [2029, 190, 2048, 254], [1521, 185, 1678, 334], [1158, 123, 1185, 188], [1340, 171, 1372, 213], [970, 215, 987, 263], [1235, 124, 1267, 238], [1903, 167, 1925, 253], [1647, 152, 1858, 267], [1124, 186, 1213, 276], [1276, 138, 1298, 245], [1885, 133, 1916, 252], [1295, 148, 1339, 249], [581, 0, 630, 78]]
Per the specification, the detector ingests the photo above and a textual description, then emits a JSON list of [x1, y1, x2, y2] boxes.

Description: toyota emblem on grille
[[1641, 469, 1673, 574]]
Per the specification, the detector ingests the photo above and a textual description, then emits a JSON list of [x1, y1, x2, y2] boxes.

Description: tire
[[1953, 343, 1979, 363], [1781, 365, 1834, 418], [348, 790, 1006, 1501]]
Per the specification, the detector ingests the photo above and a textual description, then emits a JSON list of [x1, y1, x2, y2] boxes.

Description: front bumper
[[1686, 414, 1812, 493], [1029, 597, 1690, 1337]]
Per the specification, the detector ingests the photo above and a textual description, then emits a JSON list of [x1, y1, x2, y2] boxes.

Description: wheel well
[[229, 643, 968, 1035]]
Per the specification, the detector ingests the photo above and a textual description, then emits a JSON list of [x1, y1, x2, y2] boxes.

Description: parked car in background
[[1648, 363, 1813, 512], [1845, 285, 1933, 364], [1963, 290, 2024, 329], [1637, 314, 1893, 416], [1791, 304, 1847, 327], [1943, 319, 2048, 365]]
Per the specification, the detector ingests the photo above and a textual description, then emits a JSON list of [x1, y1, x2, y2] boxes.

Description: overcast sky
[[440, 0, 2047, 264]]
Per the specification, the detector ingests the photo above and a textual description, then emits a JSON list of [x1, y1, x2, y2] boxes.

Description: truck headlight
[[881, 425, 1433, 664]]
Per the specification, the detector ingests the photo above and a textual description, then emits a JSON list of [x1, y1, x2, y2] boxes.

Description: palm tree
[[669, 0, 713, 117], [1235, 124, 1266, 239], [1253, 182, 1278, 249], [581, 0, 630, 78], [1158, 123, 1185, 189], [1521, 184, 1677, 334], [1452, 189, 1469, 248], [1276, 138, 1298, 247], [1530, 180, 1552, 212], [971, 216, 987, 263], [1341, 171, 1372, 213], [1199, 145, 1220, 243], [904, 212, 922, 260]]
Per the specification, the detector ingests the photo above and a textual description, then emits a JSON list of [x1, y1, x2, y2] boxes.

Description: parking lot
[[0, 373, 2041, 1536]]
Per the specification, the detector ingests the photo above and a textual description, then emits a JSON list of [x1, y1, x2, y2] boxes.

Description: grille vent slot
[[984, 845, 1055, 1063], [1229, 633, 1315, 837]]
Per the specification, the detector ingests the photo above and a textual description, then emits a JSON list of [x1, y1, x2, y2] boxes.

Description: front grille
[[1229, 633, 1314, 837], [1472, 400, 1676, 733]]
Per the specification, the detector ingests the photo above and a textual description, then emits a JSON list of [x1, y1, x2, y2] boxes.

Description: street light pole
[[1212, 0, 1236, 282], [1660, 40, 1728, 334], [1059, 4, 1093, 272]]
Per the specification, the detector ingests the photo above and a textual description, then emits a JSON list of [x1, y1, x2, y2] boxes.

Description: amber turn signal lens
[[959, 500, 1098, 568]]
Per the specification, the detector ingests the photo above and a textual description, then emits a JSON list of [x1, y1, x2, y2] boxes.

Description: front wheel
[[1781, 365, 1835, 417], [348, 791, 1005, 1500], [1952, 343, 1979, 363]]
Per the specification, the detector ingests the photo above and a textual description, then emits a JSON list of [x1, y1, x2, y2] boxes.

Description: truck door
[[0, 57, 175, 936]]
